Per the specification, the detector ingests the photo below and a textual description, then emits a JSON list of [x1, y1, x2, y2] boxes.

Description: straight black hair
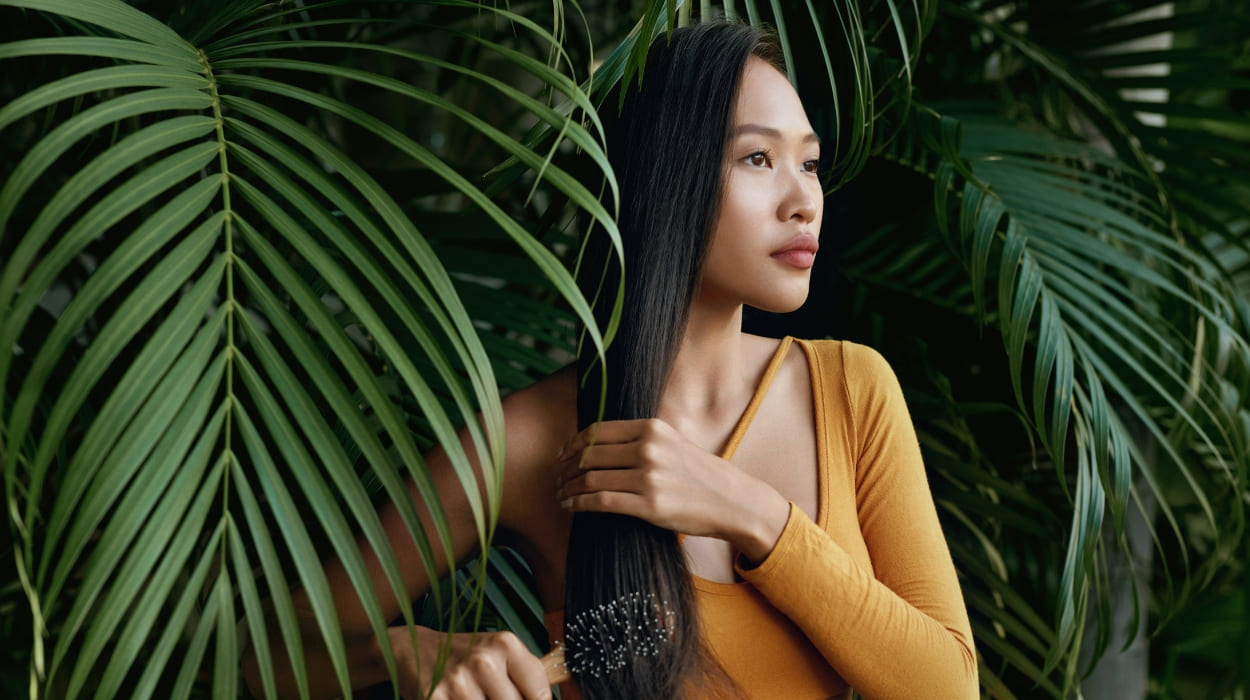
[[566, 21, 784, 699]]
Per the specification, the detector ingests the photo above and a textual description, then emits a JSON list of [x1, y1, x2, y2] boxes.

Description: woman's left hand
[[554, 418, 789, 560]]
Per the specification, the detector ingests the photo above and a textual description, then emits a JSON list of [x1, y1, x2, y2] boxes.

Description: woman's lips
[[771, 235, 819, 269], [771, 249, 816, 268]]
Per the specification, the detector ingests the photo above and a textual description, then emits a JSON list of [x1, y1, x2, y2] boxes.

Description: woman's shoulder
[[503, 363, 578, 410], [784, 335, 894, 375], [494, 366, 578, 569], [499, 364, 579, 455], [763, 336, 902, 416], [496, 365, 577, 483]]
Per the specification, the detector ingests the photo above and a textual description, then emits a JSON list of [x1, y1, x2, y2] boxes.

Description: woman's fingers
[[558, 464, 645, 501], [506, 645, 555, 699], [486, 631, 552, 700], [423, 631, 553, 700], [469, 659, 524, 700], [556, 442, 644, 483], [556, 418, 661, 460], [556, 445, 661, 518], [560, 489, 651, 515], [431, 666, 489, 700], [553, 417, 741, 533], [553, 420, 680, 520]]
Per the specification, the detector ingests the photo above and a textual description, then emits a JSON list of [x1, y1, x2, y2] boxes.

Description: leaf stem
[[200, 46, 235, 556]]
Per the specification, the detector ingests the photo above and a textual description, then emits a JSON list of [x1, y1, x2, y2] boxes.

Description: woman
[[246, 20, 977, 700]]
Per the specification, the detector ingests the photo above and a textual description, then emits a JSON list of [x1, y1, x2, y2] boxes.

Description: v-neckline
[[680, 335, 798, 588], [717, 336, 794, 463]]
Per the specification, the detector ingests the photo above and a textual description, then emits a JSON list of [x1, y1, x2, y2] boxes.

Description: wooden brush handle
[[542, 645, 571, 685]]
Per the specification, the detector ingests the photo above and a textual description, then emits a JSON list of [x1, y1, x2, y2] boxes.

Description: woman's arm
[[554, 344, 976, 699], [243, 369, 575, 699], [733, 343, 977, 699]]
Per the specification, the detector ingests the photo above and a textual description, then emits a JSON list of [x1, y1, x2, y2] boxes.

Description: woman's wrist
[[363, 623, 443, 690], [361, 625, 405, 687], [726, 478, 791, 565]]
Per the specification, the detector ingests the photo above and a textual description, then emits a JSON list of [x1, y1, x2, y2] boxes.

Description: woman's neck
[[660, 300, 751, 425]]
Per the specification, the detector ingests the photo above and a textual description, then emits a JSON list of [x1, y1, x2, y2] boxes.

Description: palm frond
[[851, 104, 1248, 683], [0, 0, 615, 694]]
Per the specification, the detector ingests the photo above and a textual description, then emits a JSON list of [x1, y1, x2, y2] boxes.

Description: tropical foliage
[[1, 0, 1247, 698]]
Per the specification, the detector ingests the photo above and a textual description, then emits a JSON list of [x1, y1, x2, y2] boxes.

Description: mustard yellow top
[[546, 338, 977, 699]]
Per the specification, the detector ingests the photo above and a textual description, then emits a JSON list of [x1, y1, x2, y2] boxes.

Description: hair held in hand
[[566, 21, 785, 700]]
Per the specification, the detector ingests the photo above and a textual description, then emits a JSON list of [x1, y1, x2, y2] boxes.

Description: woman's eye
[[803, 160, 820, 173], [746, 151, 770, 167]]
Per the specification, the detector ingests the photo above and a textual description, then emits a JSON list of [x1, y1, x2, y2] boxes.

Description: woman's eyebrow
[[732, 123, 821, 144]]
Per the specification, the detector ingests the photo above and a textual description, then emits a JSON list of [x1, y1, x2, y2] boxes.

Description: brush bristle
[[563, 592, 676, 678]]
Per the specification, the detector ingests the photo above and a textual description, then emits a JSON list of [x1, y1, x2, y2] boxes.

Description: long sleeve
[[734, 341, 977, 700]]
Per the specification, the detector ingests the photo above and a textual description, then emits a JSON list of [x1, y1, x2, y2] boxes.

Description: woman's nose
[[777, 169, 819, 223]]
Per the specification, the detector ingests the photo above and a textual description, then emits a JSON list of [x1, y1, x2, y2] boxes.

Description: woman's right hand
[[387, 626, 555, 700]]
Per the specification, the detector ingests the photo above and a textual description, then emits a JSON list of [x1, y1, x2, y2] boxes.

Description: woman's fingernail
[[560, 497, 573, 510], [555, 445, 564, 459]]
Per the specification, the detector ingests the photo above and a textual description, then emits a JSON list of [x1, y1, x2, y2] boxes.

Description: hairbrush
[[541, 591, 676, 684]]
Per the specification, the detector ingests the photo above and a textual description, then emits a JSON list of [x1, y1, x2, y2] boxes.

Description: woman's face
[[699, 56, 823, 314]]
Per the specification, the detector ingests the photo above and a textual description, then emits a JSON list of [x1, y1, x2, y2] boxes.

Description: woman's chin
[[747, 289, 810, 314]]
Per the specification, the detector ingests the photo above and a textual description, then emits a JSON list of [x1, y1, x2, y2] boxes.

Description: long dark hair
[[565, 21, 784, 699]]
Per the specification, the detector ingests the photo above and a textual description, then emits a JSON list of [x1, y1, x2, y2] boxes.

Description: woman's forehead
[[732, 57, 815, 139]]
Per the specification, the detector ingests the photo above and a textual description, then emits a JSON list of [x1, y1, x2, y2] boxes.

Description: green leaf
[[46, 311, 227, 677], [218, 78, 606, 375], [0, 0, 191, 51], [39, 244, 226, 595], [233, 349, 401, 687], [0, 87, 212, 245], [18, 195, 222, 559], [66, 453, 225, 699], [211, 52, 613, 230], [231, 215, 462, 571], [227, 228, 443, 603], [170, 566, 227, 700], [233, 404, 354, 699], [0, 66, 206, 131], [214, 574, 239, 698], [0, 138, 219, 418], [23, 184, 223, 543], [231, 456, 311, 700], [221, 96, 512, 489], [92, 418, 228, 698], [0, 36, 201, 69], [225, 518, 278, 700]]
